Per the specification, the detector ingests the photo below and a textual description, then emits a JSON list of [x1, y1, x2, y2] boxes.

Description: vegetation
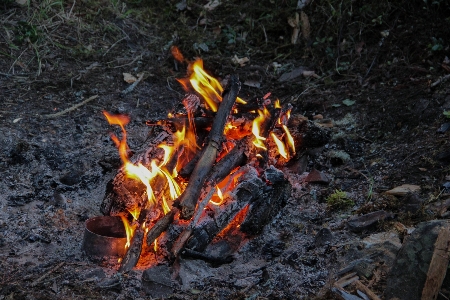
[[326, 189, 354, 210]]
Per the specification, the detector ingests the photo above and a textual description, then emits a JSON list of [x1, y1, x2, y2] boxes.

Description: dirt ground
[[1, 0, 450, 299]]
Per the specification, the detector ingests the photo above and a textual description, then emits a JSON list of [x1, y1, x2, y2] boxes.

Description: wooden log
[[240, 166, 292, 235], [421, 225, 450, 300], [118, 222, 145, 273], [178, 75, 241, 219], [185, 168, 265, 252], [146, 209, 176, 246]]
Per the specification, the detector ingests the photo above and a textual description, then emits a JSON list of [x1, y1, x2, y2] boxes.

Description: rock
[[305, 169, 331, 184], [142, 265, 173, 298], [178, 258, 212, 290], [347, 211, 395, 233], [385, 184, 421, 196], [262, 239, 285, 260], [385, 220, 449, 300], [401, 192, 424, 213], [286, 154, 308, 174], [314, 228, 333, 247], [437, 122, 450, 133]]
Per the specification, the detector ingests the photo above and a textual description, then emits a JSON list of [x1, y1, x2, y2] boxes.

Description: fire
[[153, 239, 158, 252], [283, 125, 295, 154], [120, 215, 135, 249], [210, 186, 225, 206], [127, 206, 140, 221], [271, 133, 288, 159], [178, 59, 246, 112], [171, 45, 185, 63], [252, 108, 270, 150]]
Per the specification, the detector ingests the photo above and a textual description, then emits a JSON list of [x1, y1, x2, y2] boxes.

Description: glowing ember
[[153, 239, 158, 252], [271, 132, 288, 159], [171, 45, 185, 63]]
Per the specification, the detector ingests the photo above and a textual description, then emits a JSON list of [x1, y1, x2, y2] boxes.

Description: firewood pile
[[91, 54, 329, 277]]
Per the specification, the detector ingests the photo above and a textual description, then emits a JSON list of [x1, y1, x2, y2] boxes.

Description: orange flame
[[154, 239, 158, 252], [120, 216, 135, 249], [178, 59, 246, 112], [210, 186, 225, 206], [171, 45, 185, 63], [252, 108, 270, 150], [271, 132, 288, 159]]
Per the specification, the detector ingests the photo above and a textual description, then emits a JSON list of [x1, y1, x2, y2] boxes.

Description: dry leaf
[[288, 13, 300, 45], [15, 0, 27, 5], [232, 55, 250, 67], [300, 11, 310, 40], [123, 73, 137, 84], [302, 70, 319, 79], [204, 0, 220, 11]]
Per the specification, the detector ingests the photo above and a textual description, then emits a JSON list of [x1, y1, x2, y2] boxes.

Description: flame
[[125, 162, 158, 204], [161, 195, 171, 215], [127, 206, 141, 221], [252, 108, 270, 150], [274, 99, 281, 109], [282, 125, 295, 154], [210, 186, 225, 206], [178, 59, 246, 112], [120, 216, 135, 249], [154, 239, 158, 252], [271, 133, 288, 159]]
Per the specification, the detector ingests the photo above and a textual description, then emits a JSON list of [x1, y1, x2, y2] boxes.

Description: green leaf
[[332, 104, 341, 107], [342, 99, 356, 106], [443, 111, 450, 118]]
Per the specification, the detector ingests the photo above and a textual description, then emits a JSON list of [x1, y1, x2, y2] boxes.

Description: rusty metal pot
[[82, 216, 127, 262]]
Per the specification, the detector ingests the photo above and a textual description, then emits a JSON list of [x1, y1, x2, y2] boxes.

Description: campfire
[[85, 48, 310, 276]]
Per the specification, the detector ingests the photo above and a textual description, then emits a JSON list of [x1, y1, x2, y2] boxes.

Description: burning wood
[[92, 51, 325, 273]]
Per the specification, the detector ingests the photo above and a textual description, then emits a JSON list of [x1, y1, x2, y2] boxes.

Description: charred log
[[146, 209, 176, 246], [240, 166, 292, 235], [118, 223, 144, 273], [185, 168, 265, 252], [178, 75, 241, 219]]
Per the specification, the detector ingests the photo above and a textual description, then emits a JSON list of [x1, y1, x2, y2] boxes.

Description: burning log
[[118, 222, 145, 273], [178, 75, 241, 219], [185, 167, 265, 253], [146, 209, 176, 246]]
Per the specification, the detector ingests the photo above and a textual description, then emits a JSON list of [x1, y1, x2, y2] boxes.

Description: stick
[[178, 75, 240, 219], [118, 223, 144, 273], [431, 74, 450, 88], [121, 72, 144, 95], [354, 280, 381, 300], [146, 209, 176, 246], [172, 187, 216, 256], [31, 262, 65, 287], [421, 225, 450, 300], [41, 95, 98, 119], [180, 248, 233, 265]]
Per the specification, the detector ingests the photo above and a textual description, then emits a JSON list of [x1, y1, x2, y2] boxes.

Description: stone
[[401, 192, 424, 213], [347, 210, 394, 233], [142, 265, 173, 298], [385, 220, 449, 300], [385, 184, 421, 196], [305, 169, 331, 184], [314, 228, 333, 247]]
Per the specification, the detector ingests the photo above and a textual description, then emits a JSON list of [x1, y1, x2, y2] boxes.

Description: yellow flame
[[154, 239, 158, 252], [282, 125, 295, 154], [161, 195, 171, 215], [252, 108, 270, 150], [120, 216, 135, 249], [271, 133, 288, 159], [127, 206, 140, 221], [274, 99, 281, 109], [124, 161, 157, 205], [210, 186, 225, 206]]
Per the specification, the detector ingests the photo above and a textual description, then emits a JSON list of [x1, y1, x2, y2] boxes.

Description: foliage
[[326, 189, 354, 210]]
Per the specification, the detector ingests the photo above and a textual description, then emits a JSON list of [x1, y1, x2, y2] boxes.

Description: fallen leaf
[[231, 55, 249, 67], [13, 118, 22, 123], [300, 11, 310, 40], [123, 73, 137, 84], [342, 99, 356, 106], [15, 0, 27, 5], [243, 80, 261, 88], [204, 0, 220, 11], [385, 184, 421, 196], [278, 66, 306, 82], [302, 70, 319, 78], [332, 104, 342, 108], [288, 13, 300, 44], [297, 0, 311, 9]]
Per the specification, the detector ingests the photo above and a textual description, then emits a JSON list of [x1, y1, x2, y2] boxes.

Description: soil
[[0, 0, 450, 299]]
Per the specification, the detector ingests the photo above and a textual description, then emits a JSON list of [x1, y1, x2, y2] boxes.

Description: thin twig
[[41, 95, 99, 119], [103, 37, 126, 57], [31, 262, 65, 287], [431, 74, 450, 88]]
